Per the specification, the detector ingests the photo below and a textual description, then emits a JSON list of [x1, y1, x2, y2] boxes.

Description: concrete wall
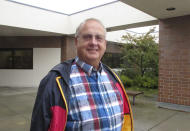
[[0, 48, 60, 87], [159, 15, 190, 106]]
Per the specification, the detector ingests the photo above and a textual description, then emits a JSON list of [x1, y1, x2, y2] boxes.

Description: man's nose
[[90, 36, 98, 45]]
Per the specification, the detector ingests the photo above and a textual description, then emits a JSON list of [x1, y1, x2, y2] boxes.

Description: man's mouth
[[87, 49, 98, 52]]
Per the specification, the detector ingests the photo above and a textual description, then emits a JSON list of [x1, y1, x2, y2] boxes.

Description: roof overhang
[[0, 0, 156, 36], [0, 0, 189, 37]]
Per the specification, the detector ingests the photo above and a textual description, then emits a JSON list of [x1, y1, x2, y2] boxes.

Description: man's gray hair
[[75, 18, 107, 38]]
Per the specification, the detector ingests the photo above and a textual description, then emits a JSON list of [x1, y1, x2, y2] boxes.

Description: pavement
[[0, 87, 190, 131]]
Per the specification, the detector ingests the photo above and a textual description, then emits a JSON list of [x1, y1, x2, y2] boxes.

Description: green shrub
[[120, 75, 133, 88], [132, 75, 158, 89], [120, 68, 138, 79]]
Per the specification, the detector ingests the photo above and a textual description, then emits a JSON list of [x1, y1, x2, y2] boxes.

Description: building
[[0, 0, 190, 110]]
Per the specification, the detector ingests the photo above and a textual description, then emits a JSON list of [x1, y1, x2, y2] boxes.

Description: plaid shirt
[[66, 57, 124, 131]]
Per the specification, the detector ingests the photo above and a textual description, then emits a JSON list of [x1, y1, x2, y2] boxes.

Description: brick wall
[[159, 15, 190, 106]]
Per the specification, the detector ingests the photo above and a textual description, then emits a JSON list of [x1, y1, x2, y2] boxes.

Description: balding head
[[75, 18, 106, 38]]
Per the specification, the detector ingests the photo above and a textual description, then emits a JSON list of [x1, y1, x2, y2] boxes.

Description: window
[[0, 48, 33, 69], [102, 53, 122, 68]]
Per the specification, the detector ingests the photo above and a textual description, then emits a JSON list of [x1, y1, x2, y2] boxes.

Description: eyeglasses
[[78, 34, 105, 42]]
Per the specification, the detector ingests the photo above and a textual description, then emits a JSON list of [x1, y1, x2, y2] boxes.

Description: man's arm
[[30, 72, 67, 131], [30, 73, 52, 131]]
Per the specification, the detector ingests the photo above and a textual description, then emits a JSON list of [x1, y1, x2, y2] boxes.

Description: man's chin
[[86, 55, 99, 61]]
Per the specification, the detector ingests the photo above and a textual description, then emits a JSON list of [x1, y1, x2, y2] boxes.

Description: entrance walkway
[[0, 87, 189, 131], [131, 95, 190, 131], [0, 87, 37, 131]]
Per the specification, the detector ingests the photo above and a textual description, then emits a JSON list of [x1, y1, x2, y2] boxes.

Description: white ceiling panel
[[8, 0, 117, 15]]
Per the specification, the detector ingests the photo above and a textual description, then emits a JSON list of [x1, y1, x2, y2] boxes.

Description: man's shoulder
[[41, 59, 74, 84], [52, 59, 74, 71], [51, 59, 74, 75], [38, 59, 74, 92], [102, 63, 112, 73]]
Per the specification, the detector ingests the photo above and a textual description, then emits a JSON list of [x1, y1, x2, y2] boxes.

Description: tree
[[120, 28, 158, 88]]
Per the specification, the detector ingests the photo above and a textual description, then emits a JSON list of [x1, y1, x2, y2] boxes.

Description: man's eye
[[96, 35, 104, 41], [82, 34, 92, 40], [80, 34, 105, 42]]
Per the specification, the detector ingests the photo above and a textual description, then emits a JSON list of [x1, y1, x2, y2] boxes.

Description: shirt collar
[[75, 57, 103, 76]]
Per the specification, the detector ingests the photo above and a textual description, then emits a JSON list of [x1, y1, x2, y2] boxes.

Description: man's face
[[75, 20, 106, 66]]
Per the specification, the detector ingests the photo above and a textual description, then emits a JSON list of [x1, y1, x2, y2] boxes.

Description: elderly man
[[30, 18, 133, 131]]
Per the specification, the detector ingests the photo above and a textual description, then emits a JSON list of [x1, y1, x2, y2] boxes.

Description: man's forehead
[[81, 21, 105, 34], [84, 20, 103, 28]]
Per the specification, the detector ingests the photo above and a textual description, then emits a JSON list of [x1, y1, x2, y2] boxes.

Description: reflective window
[[0, 49, 33, 69], [102, 53, 122, 68]]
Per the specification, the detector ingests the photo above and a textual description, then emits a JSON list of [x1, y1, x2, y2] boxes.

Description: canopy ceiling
[[0, 0, 189, 38]]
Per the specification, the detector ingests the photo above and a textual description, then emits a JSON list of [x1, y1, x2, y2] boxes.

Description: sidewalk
[[0, 87, 189, 131], [0, 87, 37, 131], [131, 95, 190, 131]]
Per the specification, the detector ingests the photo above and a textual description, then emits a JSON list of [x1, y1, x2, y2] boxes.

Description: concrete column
[[159, 15, 190, 106], [61, 36, 77, 62]]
